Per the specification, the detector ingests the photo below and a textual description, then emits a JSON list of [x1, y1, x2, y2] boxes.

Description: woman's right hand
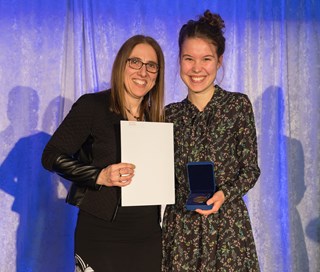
[[96, 163, 135, 187]]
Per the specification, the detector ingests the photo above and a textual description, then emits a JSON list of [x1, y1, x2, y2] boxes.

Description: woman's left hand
[[195, 190, 225, 216]]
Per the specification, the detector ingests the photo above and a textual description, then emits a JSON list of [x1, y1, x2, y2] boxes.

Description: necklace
[[125, 107, 141, 121]]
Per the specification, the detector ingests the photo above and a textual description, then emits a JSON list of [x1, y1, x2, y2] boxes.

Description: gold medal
[[193, 195, 208, 203]]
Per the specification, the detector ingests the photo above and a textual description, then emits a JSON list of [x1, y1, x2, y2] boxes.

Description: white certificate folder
[[120, 120, 175, 206]]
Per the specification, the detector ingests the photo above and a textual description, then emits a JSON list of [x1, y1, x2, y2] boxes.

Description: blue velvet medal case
[[185, 161, 216, 211]]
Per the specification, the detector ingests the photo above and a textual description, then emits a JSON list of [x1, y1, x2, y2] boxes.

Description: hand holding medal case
[[185, 162, 216, 211]]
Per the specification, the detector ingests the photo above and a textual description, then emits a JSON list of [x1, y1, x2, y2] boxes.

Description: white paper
[[120, 120, 175, 206]]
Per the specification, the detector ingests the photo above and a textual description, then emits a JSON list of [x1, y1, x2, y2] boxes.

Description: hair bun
[[199, 10, 225, 31]]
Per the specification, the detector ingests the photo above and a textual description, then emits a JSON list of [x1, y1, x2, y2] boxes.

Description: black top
[[42, 90, 158, 221]]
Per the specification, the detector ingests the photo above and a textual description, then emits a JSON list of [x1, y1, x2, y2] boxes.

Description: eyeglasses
[[127, 58, 159, 73]]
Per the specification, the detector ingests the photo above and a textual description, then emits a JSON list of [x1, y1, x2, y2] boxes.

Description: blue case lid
[[186, 161, 216, 193]]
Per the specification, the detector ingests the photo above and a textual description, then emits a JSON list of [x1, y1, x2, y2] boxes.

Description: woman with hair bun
[[162, 10, 260, 271]]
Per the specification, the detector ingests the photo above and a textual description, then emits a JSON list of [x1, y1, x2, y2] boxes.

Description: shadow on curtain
[[0, 86, 76, 271], [255, 86, 309, 271]]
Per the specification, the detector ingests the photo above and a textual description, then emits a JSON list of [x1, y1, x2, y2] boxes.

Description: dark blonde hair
[[110, 35, 165, 122], [179, 10, 226, 58]]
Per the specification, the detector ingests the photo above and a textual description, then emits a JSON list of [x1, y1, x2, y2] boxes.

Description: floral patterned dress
[[162, 85, 260, 272]]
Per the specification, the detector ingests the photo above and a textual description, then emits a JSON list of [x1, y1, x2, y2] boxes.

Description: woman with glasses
[[162, 10, 260, 271], [42, 35, 164, 272]]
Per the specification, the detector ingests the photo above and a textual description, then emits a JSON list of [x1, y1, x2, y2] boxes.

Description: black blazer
[[42, 90, 122, 221]]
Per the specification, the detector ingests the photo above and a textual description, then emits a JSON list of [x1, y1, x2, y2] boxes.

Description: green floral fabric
[[162, 85, 260, 272]]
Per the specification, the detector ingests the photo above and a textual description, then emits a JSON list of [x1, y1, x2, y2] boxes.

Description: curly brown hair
[[178, 10, 226, 58]]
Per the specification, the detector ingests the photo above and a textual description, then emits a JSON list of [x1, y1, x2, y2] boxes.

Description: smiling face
[[180, 37, 223, 96], [124, 43, 158, 101]]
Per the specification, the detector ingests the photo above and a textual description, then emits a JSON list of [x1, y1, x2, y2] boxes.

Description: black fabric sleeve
[[42, 94, 101, 188], [219, 94, 260, 203]]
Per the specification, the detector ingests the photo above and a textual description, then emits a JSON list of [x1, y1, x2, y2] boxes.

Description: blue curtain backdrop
[[0, 0, 319, 271]]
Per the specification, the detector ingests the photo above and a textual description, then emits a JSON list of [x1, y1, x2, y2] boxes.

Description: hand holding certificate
[[120, 121, 175, 206]]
